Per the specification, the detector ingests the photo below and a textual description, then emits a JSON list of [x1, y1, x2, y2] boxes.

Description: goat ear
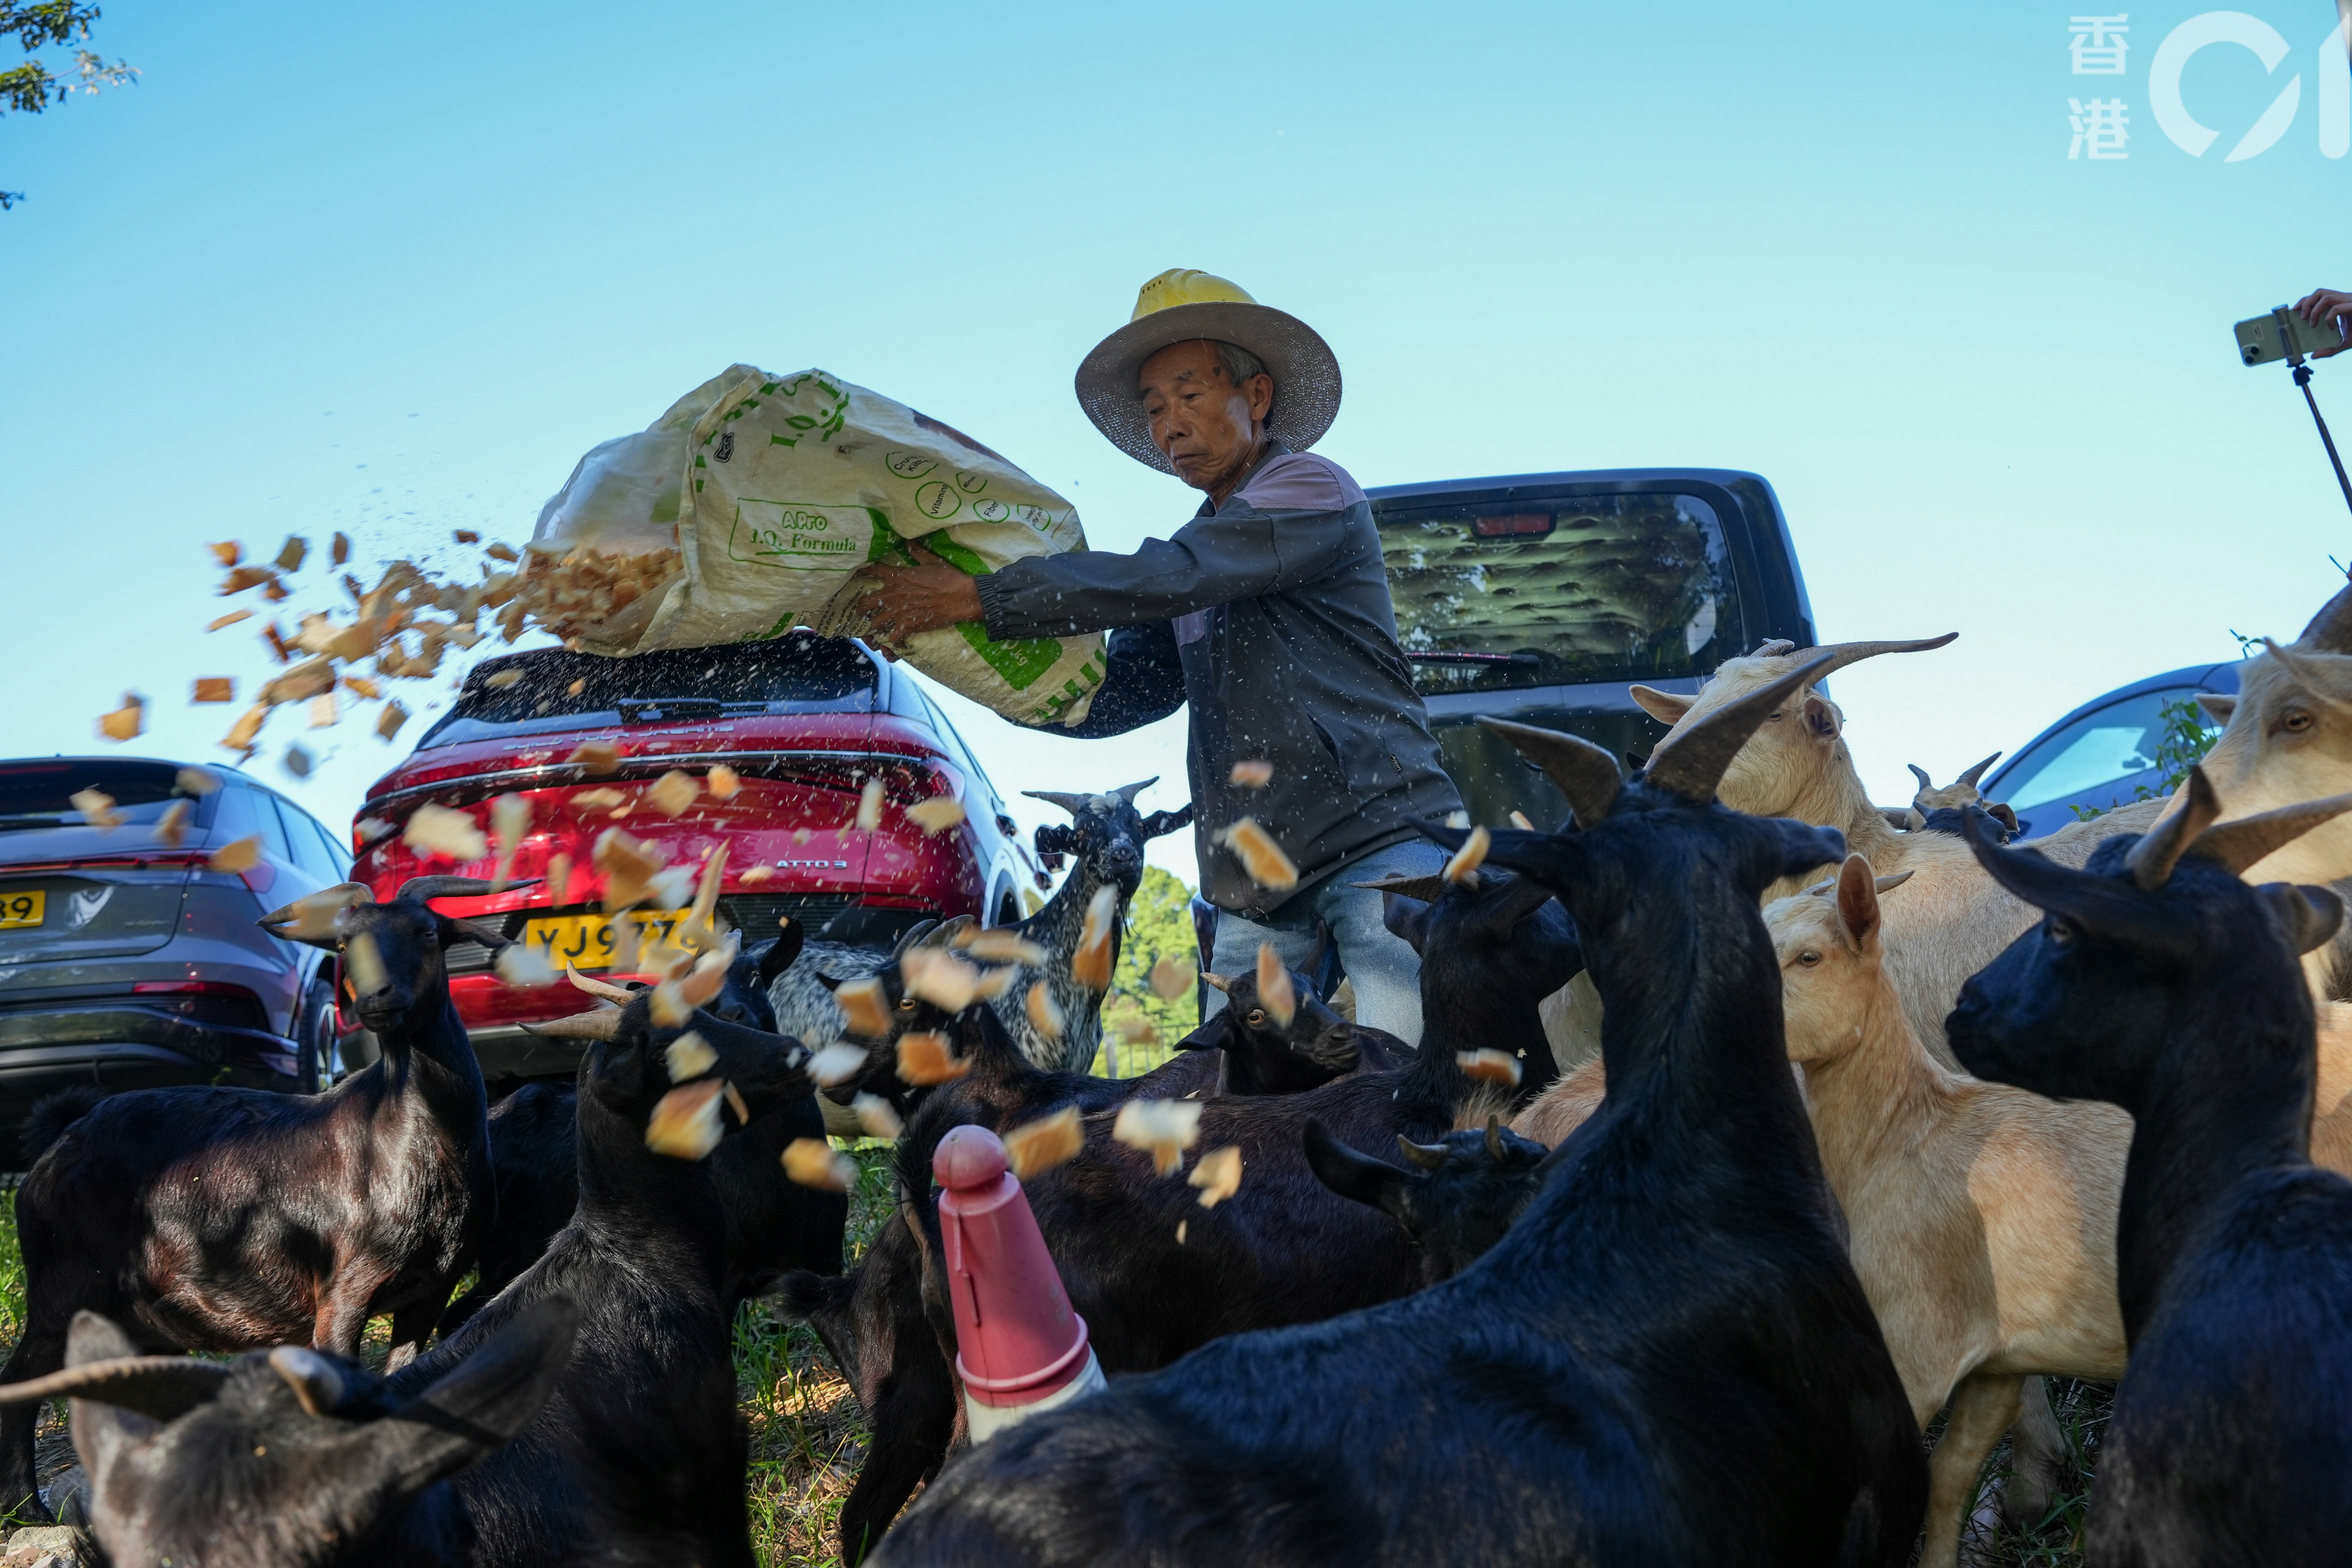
[[1034, 824, 1076, 856], [1175, 1010, 1232, 1052], [1379, 891, 1432, 954], [1835, 855, 1881, 948], [2257, 883, 2346, 956], [1627, 684, 1692, 725], [1450, 825, 1583, 903], [1302, 1120, 1413, 1220], [328, 1294, 578, 1500], [2195, 692, 2237, 726], [757, 919, 804, 989], [1986, 802, 2019, 835], [1139, 805, 1194, 839], [1961, 810, 2191, 957], [1801, 692, 1840, 740]]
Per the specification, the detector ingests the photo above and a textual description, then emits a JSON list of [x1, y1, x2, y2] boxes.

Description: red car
[[347, 632, 1042, 1086]]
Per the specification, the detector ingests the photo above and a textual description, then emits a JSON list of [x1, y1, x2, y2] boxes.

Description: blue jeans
[[1203, 837, 1446, 1048]]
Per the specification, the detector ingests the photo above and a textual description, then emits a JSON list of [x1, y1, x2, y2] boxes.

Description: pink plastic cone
[[934, 1124, 1105, 1441]]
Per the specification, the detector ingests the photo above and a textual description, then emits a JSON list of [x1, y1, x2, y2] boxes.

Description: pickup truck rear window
[[1377, 493, 1736, 695], [414, 632, 878, 749]]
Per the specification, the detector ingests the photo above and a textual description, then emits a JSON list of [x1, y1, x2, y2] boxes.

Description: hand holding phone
[[2236, 301, 2352, 365]]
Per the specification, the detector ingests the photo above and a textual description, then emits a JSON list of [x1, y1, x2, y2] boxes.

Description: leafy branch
[[2, 2, 138, 209]]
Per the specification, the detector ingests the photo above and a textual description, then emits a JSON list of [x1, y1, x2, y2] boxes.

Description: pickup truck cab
[[1371, 468, 1818, 824]]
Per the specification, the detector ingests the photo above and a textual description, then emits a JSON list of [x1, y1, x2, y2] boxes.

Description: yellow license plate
[[0, 891, 44, 929], [519, 909, 693, 972]]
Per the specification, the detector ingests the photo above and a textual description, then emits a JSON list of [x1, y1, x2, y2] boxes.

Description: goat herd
[[8, 587, 2352, 1568]]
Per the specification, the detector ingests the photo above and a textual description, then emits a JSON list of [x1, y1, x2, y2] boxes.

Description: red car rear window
[[415, 631, 878, 749]]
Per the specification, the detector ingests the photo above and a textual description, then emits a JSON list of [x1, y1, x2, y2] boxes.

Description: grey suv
[[0, 756, 351, 1165]]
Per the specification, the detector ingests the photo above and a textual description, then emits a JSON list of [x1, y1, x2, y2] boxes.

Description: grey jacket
[[975, 442, 1461, 915]]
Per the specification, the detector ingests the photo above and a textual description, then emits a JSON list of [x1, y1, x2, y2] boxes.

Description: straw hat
[[1073, 269, 1343, 474]]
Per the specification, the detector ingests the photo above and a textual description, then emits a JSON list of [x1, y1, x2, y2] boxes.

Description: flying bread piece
[[1190, 1145, 1242, 1208], [1216, 818, 1298, 891], [645, 1081, 726, 1161], [1112, 1098, 1203, 1177], [1005, 1107, 1084, 1179]]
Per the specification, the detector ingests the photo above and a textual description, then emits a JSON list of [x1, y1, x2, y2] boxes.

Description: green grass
[[0, 1159, 2109, 1566]]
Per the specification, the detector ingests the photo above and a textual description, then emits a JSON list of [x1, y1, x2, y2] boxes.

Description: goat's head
[[1444, 654, 1851, 956], [1184, 956, 1356, 1094], [1026, 778, 1191, 897], [529, 985, 816, 1139], [2184, 586, 2352, 884], [1768, 856, 1915, 1065], [0, 1297, 576, 1568], [259, 876, 524, 1034], [1626, 634, 1956, 819], [1303, 1116, 1548, 1285], [1948, 767, 2352, 1109], [1366, 865, 1581, 1003], [809, 919, 971, 1104]]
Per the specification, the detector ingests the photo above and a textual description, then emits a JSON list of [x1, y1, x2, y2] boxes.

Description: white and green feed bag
[[524, 365, 1107, 728]]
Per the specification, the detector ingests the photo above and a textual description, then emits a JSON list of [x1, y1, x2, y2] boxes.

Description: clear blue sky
[[7, 0, 2352, 888]]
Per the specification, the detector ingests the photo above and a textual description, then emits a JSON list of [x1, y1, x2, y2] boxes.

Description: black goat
[[768, 780, 1190, 1081], [0, 994, 813, 1565], [871, 654, 1926, 1568], [0, 1296, 577, 1568], [1949, 771, 2352, 1567], [1303, 1115, 1550, 1285], [0, 875, 509, 1520], [1180, 958, 1413, 1094], [822, 864, 1579, 1562], [434, 919, 844, 1337]]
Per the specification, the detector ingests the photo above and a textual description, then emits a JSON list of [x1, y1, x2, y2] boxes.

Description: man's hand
[[849, 544, 985, 653], [2297, 289, 2352, 358]]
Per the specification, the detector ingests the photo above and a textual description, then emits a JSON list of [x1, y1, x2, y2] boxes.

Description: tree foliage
[[1090, 865, 1202, 1078], [2, 2, 137, 209]]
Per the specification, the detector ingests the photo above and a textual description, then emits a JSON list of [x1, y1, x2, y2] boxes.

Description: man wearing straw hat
[[852, 270, 1462, 1044]]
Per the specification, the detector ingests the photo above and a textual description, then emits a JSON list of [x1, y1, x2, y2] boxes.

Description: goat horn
[[1484, 1114, 1505, 1162], [1958, 752, 2002, 788], [1477, 717, 1621, 829], [2260, 638, 2352, 715], [1394, 1135, 1446, 1171], [1795, 632, 1958, 682], [2125, 768, 2224, 889], [1907, 764, 1932, 792], [521, 1005, 624, 1041], [1021, 790, 1094, 817], [1751, 638, 1797, 657], [1110, 777, 1159, 804], [268, 1346, 349, 1417], [2297, 578, 2352, 654], [1354, 873, 1450, 905], [1645, 651, 1837, 804], [397, 875, 540, 905], [2188, 784, 2352, 877], [257, 882, 375, 941], [566, 966, 638, 1002], [1200, 971, 1232, 993], [1875, 870, 1915, 894], [0, 1356, 231, 1418]]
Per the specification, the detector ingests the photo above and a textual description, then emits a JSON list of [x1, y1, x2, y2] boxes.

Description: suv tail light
[[132, 979, 271, 1033]]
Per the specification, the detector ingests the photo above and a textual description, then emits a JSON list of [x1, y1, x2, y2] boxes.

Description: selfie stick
[[2270, 306, 2352, 519]]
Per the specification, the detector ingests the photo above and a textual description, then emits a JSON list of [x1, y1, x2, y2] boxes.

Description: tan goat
[[1520, 861, 2132, 1568]]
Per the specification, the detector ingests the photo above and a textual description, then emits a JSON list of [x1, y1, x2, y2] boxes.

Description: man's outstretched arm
[[1043, 620, 1187, 738]]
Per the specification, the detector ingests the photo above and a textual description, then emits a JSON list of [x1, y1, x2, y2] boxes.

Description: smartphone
[[2236, 308, 2351, 365]]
